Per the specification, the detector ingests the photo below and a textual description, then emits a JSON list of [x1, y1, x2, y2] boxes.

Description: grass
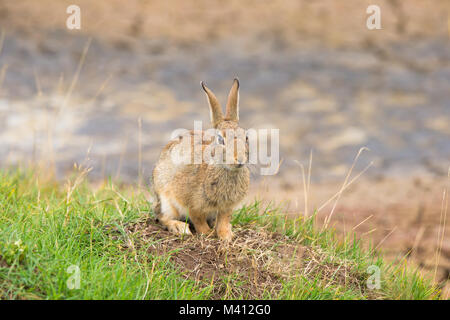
[[0, 168, 442, 300]]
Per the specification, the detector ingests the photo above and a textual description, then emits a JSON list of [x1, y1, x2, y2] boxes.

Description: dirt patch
[[0, 257, 9, 268], [112, 218, 375, 299]]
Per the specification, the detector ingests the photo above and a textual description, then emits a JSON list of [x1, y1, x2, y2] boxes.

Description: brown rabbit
[[152, 78, 250, 241]]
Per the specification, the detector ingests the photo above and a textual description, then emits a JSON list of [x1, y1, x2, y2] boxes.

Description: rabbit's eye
[[216, 134, 225, 145]]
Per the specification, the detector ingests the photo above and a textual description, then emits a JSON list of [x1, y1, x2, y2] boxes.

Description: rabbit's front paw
[[168, 221, 192, 235], [217, 226, 233, 242]]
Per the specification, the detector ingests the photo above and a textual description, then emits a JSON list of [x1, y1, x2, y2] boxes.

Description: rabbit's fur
[[152, 79, 249, 241]]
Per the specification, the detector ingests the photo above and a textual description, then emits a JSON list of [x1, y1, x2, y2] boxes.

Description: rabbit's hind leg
[[158, 194, 192, 235]]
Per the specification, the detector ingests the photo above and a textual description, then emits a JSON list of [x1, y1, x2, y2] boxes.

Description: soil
[[118, 218, 376, 299]]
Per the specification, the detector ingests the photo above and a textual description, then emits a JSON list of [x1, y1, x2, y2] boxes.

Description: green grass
[[0, 169, 441, 300]]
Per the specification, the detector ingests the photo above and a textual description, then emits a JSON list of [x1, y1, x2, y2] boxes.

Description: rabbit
[[152, 78, 250, 241]]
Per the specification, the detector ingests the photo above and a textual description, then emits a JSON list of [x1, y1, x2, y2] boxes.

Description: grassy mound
[[0, 169, 441, 299]]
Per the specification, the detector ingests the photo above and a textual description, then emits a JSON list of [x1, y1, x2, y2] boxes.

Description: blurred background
[[0, 0, 449, 295]]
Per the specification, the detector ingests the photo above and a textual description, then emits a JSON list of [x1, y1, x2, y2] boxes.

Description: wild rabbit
[[152, 78, 250, 241]]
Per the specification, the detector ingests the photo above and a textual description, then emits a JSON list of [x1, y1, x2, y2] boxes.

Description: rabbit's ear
[[201, 81, 223, 128], [225, 78, 239, 121]]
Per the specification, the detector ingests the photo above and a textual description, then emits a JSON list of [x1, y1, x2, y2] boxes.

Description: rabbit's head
[[201, 79, 248, 170]]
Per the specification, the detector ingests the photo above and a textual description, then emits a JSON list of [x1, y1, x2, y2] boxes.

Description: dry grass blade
[[433, 167, 449, 283], [87, 73, 113, 105], [138, 117, 143, 189], [323, 147, 370, 230], [59, 37, 92, 114], [374, 226, 397, 251], [317, 160, 373, 213], [352, 214, 373, 231]]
